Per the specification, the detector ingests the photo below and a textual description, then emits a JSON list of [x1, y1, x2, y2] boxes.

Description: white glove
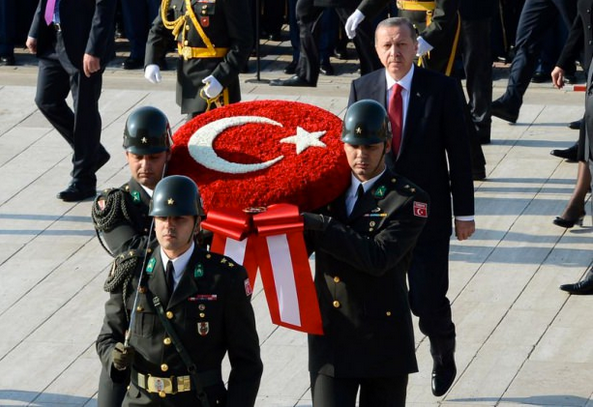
[[201, 75, 223, 98], [345, 9, 365, 40], [416, 36, 433, 57], [144, 64, 162, 84]]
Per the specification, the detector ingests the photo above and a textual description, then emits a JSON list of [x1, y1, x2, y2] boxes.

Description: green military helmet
[[123, 106, 172, 155], [341, 99, 391, 145], [149, 175, 200, 217]]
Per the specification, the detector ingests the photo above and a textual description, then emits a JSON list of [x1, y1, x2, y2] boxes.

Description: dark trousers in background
[[120, 0, 161, 60]]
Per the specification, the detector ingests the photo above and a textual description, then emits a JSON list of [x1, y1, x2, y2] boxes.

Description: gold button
[[136, 306, 144, 312], [159, 391, 166, 398], [333, 300, 340, 308], [206, 254, 211, 258], [161, 363, 168, 372], [138, 287, 147, 294], [200, 312, 205, 318], [369, 221, 376, 227], [166, 311, 174, 319], [186, 24, 190, 30], [369, 228, 374, 232], [184, 40, 189, 45], [201, 10, 206, 14], [147, 248, 152, 253], [392, 178, 397, 183], [144, 228, 148, 233], [163, 337, 172, 345], [333, 276, 340, 283], [386, 311, 392, 317]]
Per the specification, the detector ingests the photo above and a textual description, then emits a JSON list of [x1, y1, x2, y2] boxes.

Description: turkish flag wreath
[[169, 100, 350, 334]]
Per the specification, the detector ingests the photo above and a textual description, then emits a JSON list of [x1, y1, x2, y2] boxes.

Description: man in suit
[[348, 17, 476, 397], [144, 0, 253, 119], [302, 99, 429, 406], [97, 175, 263, 406], [26, 0, 116, 201], [269, 0, 382, 87]]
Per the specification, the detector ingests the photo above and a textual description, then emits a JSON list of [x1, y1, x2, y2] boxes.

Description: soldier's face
[[155, 215, 199, 258], [126, 151, 171, 190], [375, 24, 418, 81], [344, 141, 391, 182]]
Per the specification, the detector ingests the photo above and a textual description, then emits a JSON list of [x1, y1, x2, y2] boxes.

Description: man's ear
[[384, 139, 393, 155]]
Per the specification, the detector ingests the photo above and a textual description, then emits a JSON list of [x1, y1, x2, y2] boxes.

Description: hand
[[26, 36, 37, 54], [454, 219, 475, 241], [83, 53, 100, 78], [201, 75, 223, 98], [144, 64, 162, 84], [112, 342, 135, 371], [301, 212, 330, 231], [415, 36, 433, 57], [551, 66, 566, 89], [345, 9, 364, 40]]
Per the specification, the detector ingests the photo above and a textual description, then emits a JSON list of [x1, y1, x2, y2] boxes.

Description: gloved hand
[[201, 75, 223, 98], [112, 342, 135, 371], [301, 212, 331, 231], [415, 36, 433, 57], [144, 64, 162, 84], [345, 9, 365, 39]]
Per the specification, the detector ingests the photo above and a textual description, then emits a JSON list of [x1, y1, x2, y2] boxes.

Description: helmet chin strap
[[186, 216, 200, 244]]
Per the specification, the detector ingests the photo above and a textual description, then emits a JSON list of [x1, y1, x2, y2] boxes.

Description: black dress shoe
[[57, 183, 97, 202], [491, 99, 519, 123], [0, 55, 16, 66], [270, 75, 315, 87], [431, 354, 457, 397], [531, 71, 550, 83], [122, 58, 144, 70], [284, 61, 297, 75], [473, 168, 486, 181], [333, 47, 348, 60], [319, 61, 335, 76], [550, 143, 579, 162], [560, 273, 593, 295], [568, 119, 583, 130]]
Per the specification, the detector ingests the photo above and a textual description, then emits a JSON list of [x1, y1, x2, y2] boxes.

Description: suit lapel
[[402, 67, 426, 156]]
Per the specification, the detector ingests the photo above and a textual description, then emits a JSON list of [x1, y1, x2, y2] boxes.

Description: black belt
[[132, 368, 222, 396]]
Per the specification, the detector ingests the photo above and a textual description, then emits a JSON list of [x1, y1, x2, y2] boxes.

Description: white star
[[279, 127, 327, 154]]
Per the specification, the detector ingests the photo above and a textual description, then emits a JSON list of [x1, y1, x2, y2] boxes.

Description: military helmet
[[123, 106, 172, 154], [149, 175, 200, 217], [341, 99, 391, 145]]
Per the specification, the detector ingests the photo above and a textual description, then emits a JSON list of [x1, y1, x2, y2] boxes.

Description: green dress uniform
[[145, 0, 253, 115], [96, 245, 263, 406]]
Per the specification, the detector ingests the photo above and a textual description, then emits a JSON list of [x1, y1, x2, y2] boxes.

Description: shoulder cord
[[161, 0, 217, 55]]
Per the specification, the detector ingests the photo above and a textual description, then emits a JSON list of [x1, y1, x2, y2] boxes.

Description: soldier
[[143, 0, 253, 120], [92, 106, 172, 406], [345, 0, 460, 75], [96, 175, 263, 406], [301, 100, 429, 406]]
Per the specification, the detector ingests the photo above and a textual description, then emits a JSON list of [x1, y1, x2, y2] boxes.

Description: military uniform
[[145, 0, 253, 115], [358, 0, 460, 75], [96, 245, 263, 406], [303, 169, 429, 405]]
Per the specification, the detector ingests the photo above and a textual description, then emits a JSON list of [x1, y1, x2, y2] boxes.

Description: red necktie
[[44, 0, 56, 25], [388, 83, 403, 157]]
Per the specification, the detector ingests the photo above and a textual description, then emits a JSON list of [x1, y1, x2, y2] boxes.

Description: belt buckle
[[146, 375, 174, 394], [182, 46, 192, 60]]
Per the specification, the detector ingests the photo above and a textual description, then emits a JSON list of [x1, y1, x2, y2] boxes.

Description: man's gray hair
[[375, 17, 418, 43]]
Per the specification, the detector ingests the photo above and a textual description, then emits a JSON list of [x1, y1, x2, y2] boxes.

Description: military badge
[[131, 190, 141, 203], [413, 201, 428, 218], [146, 257, 156, 273], [198, 322, 210, 336], [194, 264, 204, 278], [244, 278, 253, 296], [373, 185, 387, 198], [200, 16, 209, 27]]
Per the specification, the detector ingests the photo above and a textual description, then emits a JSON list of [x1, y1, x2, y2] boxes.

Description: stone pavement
[[0, 37, 592, 407]]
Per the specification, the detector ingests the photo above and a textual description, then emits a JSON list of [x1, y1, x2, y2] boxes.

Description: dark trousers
[[295, 0, 381, 85], [408, 234, 456, 357], [310, 372, 408, 407], [120, 0, 161, 60], [97, 366, 128, 407], [35, 33, 106, 187], [460, 17, 493, 143], [288, 1, 338, 63], [499, 0, 577, 110], [0, 0, 15, 56]]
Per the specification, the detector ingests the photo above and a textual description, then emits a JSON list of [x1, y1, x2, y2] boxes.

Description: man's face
[[375, 24, 418, 81], [126, 151, 170, 190], [344, 141, 391, 182], [154, 215, 198, 258]]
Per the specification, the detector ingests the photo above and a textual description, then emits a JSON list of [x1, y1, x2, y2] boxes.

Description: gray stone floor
[[0, 36, 592, 406]]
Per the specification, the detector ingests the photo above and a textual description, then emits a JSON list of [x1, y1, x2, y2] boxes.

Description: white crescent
[[188, 116, 285, 174]]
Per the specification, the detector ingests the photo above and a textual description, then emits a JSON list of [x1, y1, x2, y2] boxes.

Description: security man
[[301, 100, 429, 406], [92, 106, 172, 406], [144, 0, 253, 119], [96, 175, 263, 406], [345, 0, 460, 75]]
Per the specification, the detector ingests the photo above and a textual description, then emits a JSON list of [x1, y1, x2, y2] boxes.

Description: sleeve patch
[[413, 201, 428, 218]]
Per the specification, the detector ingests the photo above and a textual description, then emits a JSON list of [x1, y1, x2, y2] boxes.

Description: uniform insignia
[[356, 126, 362, 134], [146, 257, 156, 273], [371, 207, 381, 213], [413, 201, 428, 218], [198, 304, 206, 311], [200, 16, 210, 27], [141, 137, 148, 144], [194, 264, 204, 278], [167, 198, 175, 205], [373, 185, 387, 198], [245, 278, 253, 296], [198, 322, 210, 336], [131, 190, 141, 203], [188, 294, 217, 301]]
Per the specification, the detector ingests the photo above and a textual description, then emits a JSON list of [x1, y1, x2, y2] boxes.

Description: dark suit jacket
[[146, 0, 253, 114], [556, 0, 592, 72], [348, 66, 475, 239], [96, 246, 263, 406], [28, 0, 116, 68], [304, 170, 428, 378]]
